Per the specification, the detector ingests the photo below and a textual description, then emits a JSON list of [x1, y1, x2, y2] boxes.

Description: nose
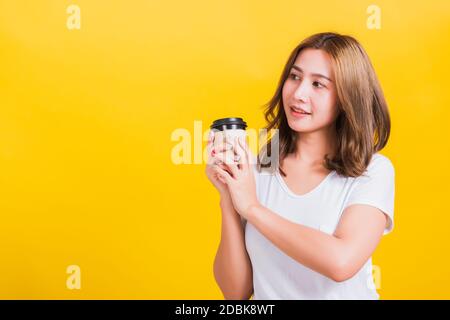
[[294, 80, 310, 103]]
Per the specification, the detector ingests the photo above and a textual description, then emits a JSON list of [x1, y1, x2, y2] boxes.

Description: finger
[[227, 163, 240, 178], [207, 137, 232, 164], [226, 160, 240, 178], [206, 139, 216, 165], [208, 130, 215, 143], [207, 138, 213, 152], [213, 164, 233, 184], [214, 152, 240, 177], [239, 136, 252, 164], [214, 150, 235, 164], [239, 138, 256, 165], [212, 142, 233, 154], [233, 137, 247, 165], [217, 162, 231, 174], [211, 154, 232, 175], [211, 153, 231, 171]]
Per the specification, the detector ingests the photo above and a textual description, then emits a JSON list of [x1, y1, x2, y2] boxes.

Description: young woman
[[206, 32, 395, 300]]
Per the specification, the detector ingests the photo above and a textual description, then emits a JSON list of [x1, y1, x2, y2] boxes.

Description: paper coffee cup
[[210, 117, 247, 164]]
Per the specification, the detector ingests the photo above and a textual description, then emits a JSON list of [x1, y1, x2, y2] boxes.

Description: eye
[[289, 73, 300, 81], [312, 81, 325, 89]]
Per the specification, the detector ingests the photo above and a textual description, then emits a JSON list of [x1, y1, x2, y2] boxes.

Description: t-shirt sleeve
[[344, 155, 396, 235]]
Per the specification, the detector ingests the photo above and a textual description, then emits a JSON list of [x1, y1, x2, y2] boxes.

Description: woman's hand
[[212, 137, 260, 220], [205, 131, 233, 198]]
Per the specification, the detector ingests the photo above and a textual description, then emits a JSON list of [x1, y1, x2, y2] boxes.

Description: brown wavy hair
[[257, 32, 390, 178]]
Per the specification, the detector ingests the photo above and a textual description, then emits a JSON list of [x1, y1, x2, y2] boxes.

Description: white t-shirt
[[245, 153, 395, 300]]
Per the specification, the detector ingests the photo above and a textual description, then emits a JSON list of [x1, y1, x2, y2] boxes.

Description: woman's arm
[[213, 137, 388, 283], [213, 196, 253, 300], [246, 203, 387, 282]]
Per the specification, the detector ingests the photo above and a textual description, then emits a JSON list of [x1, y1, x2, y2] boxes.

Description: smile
[[290, 106, 311, 117]]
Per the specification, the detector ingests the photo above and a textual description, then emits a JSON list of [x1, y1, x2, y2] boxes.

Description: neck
[[292, 125, 336, 167]]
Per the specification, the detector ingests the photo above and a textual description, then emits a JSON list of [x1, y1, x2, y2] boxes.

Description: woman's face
[[282, 48, 339, 134]]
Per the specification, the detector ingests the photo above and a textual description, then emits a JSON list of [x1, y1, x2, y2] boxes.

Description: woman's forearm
[[213, 197, 253, 300], [246, 204, 349, 282]]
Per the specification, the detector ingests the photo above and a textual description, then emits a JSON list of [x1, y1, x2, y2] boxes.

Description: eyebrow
[[291, 65, 333, 82]]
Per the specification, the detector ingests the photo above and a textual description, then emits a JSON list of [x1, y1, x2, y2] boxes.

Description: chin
[[286, 118, 314, 133]]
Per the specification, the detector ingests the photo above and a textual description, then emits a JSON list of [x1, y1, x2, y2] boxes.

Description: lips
[[290, 105, 311, 116]]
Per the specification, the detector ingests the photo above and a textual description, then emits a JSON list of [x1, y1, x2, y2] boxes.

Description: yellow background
[[0, 0, 449, 299]]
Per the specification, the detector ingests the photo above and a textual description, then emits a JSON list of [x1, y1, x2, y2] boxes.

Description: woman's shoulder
[[368, 153, 395, 171], [360, 153, 395, 180]]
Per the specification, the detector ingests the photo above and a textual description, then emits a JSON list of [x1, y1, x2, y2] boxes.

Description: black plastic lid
[[210, 117, 247, 131]]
